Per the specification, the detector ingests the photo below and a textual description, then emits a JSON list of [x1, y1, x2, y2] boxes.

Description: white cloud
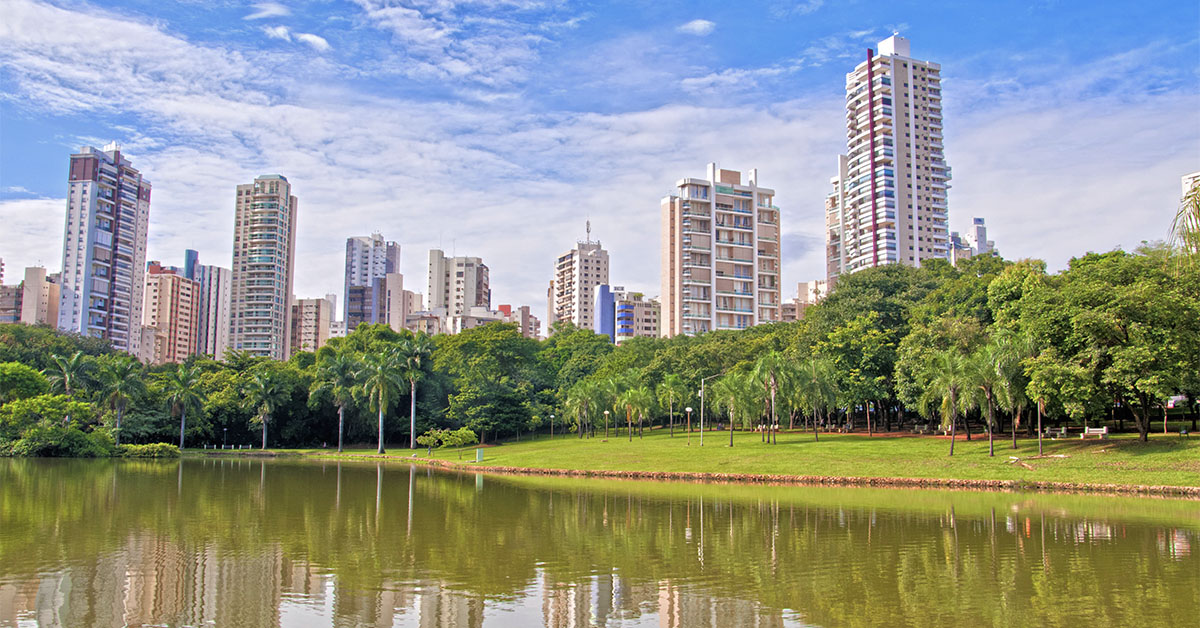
[[295, 32, 331, 52], [262, 25, 291, 41], [676, 19, 715, 37], [3, 185, 34, 194], [770, 0, 825, 18], [244, 2, 290, 20]]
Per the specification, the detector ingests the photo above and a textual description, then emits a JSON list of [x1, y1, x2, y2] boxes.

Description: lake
[[0, 458, 1196, 627]]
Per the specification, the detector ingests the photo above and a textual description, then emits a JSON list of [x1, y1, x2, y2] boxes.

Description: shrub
[[9, 422, 114, 457], [115, 443, 181, 458]]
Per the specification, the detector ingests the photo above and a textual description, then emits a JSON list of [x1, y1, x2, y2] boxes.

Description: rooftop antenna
[[586, 219, 592, 244]]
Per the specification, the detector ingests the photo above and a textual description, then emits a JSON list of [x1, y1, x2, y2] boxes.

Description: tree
[[921, 349, 969, 456], [311, 347, 359, 453], [963, 341, 1004, 457], [96, 355, 146, 446], [792, 357, 838, 442], [752, 352, 792, 444], [0, 362, 49, 404], [398, 334, 435, 449], [44, 351, 90, 424], [619, 384, 654, 442], [712, 371, 759, 447], [442, 426, 478, 459], [566, 380, 600, 438], [163, 363, 205, 449], [1171, 184, 1200, 267], [244, 370, 287, 450], [358, 348, 404, 454], [416, 428, 444, 456], [656, 373, 688, 437], [994, 329, 1035, 448]]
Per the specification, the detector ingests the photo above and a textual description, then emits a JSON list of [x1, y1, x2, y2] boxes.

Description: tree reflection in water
[[0, 458, 1196, 627]]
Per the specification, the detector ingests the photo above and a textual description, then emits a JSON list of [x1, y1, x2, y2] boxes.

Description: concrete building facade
[[549, 234, 609, 334], [593, 285, 658, 344], [290, 297, 333, 354], [826, 35, 950, 284], [346, 272, 420, 333], [660, 163, 781, 336], [143, 262, 200, 364], [229, 175, 298, 360], [57, 143, 152, 355], [344, 234, 400, 324], [427, 250, 489, 317], [193, 262, 231, 360], [0, 267, 61, 325]]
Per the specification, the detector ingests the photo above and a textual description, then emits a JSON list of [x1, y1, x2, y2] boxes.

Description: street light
[[550, 414, 555, 439], [223, 427, 227, 449], [604, 410, 610, 439], [699, 373, 723, 447], [685, 407, 693, 446]]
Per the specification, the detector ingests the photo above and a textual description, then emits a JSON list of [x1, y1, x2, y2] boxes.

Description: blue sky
[[1, 0, 1197, 314]]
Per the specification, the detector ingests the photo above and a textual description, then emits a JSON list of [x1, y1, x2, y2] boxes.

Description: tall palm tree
[[45, 351, 90, 425], [793, 357, 837, 442], [397, 334, 435, 449], [752, 352, 791, 445], [96, 355, 145, 446], [566, 380, 600, 438], [244, 371, 285, 450], [656, 373, 688, 437], [628, 385, 655, 439], [359, 348, 404, 454], [1171, 184, 1200, 268], [311, 348, 359, 453], [995, 329, 1035, 449], [604, 372, 634, 438], [164, 363, 205, 449], [921, 350, 970, 456], [964, 342, 1004, 457], [712, 372, 748, 447]]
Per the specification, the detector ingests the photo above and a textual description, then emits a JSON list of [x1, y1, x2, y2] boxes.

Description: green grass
[[255, 427, 1200, 489]]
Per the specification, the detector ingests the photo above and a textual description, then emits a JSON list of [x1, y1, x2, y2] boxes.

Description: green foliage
[[0, 362, 49, 403], [115, 443, 181, 457], [6, 422, 114, 457], [0, 394, 95, 440]]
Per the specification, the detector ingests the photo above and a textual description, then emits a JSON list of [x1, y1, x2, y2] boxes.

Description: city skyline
[[1, 1, 1196, 311]]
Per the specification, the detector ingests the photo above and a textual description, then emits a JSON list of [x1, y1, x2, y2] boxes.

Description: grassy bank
[[203, 428, 1200, 492]]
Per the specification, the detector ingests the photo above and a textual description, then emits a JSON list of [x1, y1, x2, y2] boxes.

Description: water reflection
[[0, 458, 1196, 627]]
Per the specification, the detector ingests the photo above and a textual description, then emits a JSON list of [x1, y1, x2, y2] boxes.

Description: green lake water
[[0, 457, 1197, 627]]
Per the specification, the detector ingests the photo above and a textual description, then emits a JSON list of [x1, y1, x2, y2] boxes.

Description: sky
[[1, 0, 1198, 315]]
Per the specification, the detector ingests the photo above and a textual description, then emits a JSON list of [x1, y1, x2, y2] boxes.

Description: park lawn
[[404, 428, 1200, 488]]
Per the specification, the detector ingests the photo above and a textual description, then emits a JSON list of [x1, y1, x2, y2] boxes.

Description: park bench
[[1044, 427, 1068, 439], [1081, 426, 1108, 439]]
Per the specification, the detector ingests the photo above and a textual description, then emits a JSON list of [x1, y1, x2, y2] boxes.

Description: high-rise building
[[143, 262, 200, 364], [346, 272, 419, 333], [796, 279, 827, 319], [229, 175, 298, 360], [660, 163, 781, 336], [0, 283, 19, 324], [193, 262, 231, 360], [0, 267, 60, 326], [826, 34, 950, 284], [57, 143, 152, 354], [426, 249, 490, 317], [950, 217, 997, 265], [593, 285, 658, 344], [496, 304, 541, 339], [344, 233, 400, 321], [290, 297, 333, 354], [549, 227, 609, 334]]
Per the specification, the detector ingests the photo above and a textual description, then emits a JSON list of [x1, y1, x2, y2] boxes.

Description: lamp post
[[604, 410, 610, 439], [550, 414, 555, 439], [685, 407, 693, 446], [223, 427, 227, 449], [699, 373, 723, 447]]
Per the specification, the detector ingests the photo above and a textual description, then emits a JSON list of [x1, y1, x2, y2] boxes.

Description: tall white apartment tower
[[660, 163, 781, 337], [549, 226, 609, 333], [826, 35, 950, 284], [426, 249, 490, 317], [57, 143, 152, 355], [229, 175, 298, 360], [344, 233, 400, 319]]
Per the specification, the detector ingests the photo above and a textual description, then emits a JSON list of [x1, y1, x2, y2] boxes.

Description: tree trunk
[[814, 409, 820, 442], [627, 408, 632, 442], [378, 404, 386, 454], [866, 401, 873, 436], [179, 407, 187, 449], [729, 407, 734, 447], [949, 408, 957, 457], [1011, 407, 1019, 449], [115, 404, 123, 447], [986, 398, 995, 457], [410, 379, 417, 449], [1037, 400, 1044, 455], [669, 399, 674, 437], [261, 413, 268, 450], [337, 404, 345, 453]]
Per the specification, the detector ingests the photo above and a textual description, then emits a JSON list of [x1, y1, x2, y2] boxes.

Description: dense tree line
[[1, 239, 1197, 456]]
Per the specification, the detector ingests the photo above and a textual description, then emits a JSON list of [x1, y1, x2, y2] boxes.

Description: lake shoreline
[[192, 449, 1200, 498]]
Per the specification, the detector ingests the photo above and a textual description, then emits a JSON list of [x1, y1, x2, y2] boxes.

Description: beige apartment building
[[143, 262, 200, 364], [290, 297, 333, 354], [0, 267, 60, 325], [826, 35, 950, 284], [548, 232, 609, 334], [427, 249, 489, 317], [230, 175, 298, 360], [660, 163, 781, 336]]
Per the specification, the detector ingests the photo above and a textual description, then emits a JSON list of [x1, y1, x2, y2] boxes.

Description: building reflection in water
[[0, 458, 1196, 627]]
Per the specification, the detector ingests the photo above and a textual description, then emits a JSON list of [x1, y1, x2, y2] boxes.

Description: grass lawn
[[276, 427, 1200, 489]]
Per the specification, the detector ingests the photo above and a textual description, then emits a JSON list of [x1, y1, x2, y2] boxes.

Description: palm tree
[[629, 385, 655, 439], [244, 371, 286, 450], [311, 348, 359, 453], [45, 351, 90, 425], [359, 348, 404, 454], [603, 372, 634, 438], [921, 350, 970, 456], [566, 381, 600, 439], [164, 363, 205, 449], [752, 352, 791, 445], [96, 355, 145, 446], [397, 334, 435, 449], [712, 372, 747, 447], [656, 374, 688, 437], [964, 342, 1004, 457], [1171, 184, 1200, 267], [794, 357, 837, 442], [995, 329, 1035, 449]]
